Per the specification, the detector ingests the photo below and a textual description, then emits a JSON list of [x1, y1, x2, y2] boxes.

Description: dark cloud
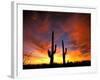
[[23, 10, 91, 55]]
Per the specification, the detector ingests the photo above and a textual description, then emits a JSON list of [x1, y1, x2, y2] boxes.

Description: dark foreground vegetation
[[23, 60, 91, 69]]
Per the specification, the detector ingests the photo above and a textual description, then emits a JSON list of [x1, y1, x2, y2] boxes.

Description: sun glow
[[23, 49, 90, 65]]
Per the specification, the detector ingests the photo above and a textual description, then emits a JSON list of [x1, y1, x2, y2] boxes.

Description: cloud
[[23, 11, 91, 64], [61, 13, 91, 54]]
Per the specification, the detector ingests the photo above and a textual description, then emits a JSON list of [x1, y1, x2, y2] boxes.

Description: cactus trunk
[[48, 31, 57, 64]]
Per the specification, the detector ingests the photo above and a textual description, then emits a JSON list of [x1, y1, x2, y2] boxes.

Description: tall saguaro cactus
[[62, 40, 67, 64], [48, 31, 57, 64]]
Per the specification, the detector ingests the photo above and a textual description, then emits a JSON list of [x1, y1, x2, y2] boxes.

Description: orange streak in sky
[[23, 48, 90, 65]]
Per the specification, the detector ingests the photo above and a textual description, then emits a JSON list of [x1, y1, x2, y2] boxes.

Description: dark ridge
[[23, 60, 91, 69]]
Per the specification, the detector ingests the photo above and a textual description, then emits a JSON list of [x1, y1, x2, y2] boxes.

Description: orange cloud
[[24, 47, 90, 65], [66, 50, 90, 63], [23, 11, 91, 65]]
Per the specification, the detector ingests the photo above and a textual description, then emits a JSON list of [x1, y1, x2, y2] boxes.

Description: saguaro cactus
[[48, 31, 57, 64], [62, 40, 67, 64]]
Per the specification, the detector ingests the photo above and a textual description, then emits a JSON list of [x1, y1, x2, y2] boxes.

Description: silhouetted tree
[[48, 31, 57, 64], [62, 40, 67, 64]]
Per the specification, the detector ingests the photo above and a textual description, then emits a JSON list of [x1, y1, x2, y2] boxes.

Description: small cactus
[[62, 40, 67, 64]]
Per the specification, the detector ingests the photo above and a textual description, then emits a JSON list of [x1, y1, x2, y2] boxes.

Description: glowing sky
[[23, 10, 91, 65]]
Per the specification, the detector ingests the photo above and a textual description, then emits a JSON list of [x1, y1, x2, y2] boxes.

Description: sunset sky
[[23, 10, 91, 65]]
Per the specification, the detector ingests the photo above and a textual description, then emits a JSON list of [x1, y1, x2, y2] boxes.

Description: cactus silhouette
[[48, 31, 57, 64], [62, 40, 67, 64]]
